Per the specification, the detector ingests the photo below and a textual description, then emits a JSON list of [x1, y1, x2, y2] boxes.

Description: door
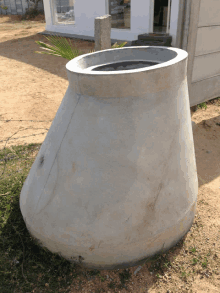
[[149, 0, 172, 34]]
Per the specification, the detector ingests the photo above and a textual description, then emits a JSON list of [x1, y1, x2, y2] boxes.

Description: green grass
[[197, 102, 207, 110], [189, 247, 197, 253], [0, 143, 81, 292], [192, 258, 198, 265], [202, 257, 208, 268]]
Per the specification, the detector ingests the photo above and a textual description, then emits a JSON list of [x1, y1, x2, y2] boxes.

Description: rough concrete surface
[[94, 14, 111, 52], [20, 46, 198, 269]]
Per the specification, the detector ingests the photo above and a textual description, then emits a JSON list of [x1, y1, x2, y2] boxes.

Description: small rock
[[206, 151, 212, 154], [134, 265, 143, 276]]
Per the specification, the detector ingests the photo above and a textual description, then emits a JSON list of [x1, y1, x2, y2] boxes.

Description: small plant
[[35, 35, 127, 61], [118, 269, 131, 285], [112, 41, 127, 48], [163, 261, 171, 268], [35, 35, 81, 60], [156, 273, 162, 278], [202, 257, 208, 268], [192, 258, 198, 265], [98, 273, 106, 282], [197, 102, 207, 110], [181, 270, 190, 280], [190, 247, 197, 253]]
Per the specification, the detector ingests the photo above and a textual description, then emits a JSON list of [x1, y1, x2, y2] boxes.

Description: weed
[[190, 247, 197, 253], [156, 273, 162, 279], [98, 273, 106, 282], [163, 260, 172, 269], [112, 41, 127, 48], [180, 270, 190, 281], [192, 258, 198, 265], [118, 269, 131, 285], [149, 253, 171, 273], [197, 102, 207, 110], [202, 257, 208, 268]]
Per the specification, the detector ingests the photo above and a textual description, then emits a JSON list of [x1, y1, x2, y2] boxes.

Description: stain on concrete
[[39, 155, 44, 167], [89, 244, 95, 251]]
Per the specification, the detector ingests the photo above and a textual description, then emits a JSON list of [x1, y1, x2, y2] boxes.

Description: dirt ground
[[0, 14, 220, 293]]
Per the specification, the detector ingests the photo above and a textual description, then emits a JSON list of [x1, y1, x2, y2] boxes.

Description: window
[[52, 0, 75, 24], [109, 0, 131, 29]]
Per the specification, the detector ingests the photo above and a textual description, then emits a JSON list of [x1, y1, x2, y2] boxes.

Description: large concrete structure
[[20, 46, 198, 269]]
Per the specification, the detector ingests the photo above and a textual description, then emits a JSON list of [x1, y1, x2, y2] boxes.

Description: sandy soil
[[0, 14, 94, 150], [0, 14, 220, 293]]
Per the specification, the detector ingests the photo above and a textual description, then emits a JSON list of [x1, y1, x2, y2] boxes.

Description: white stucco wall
[[43, 0, 179, 44]]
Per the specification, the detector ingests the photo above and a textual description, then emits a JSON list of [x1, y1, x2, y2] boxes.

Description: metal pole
[[166, 0, 171, 34]]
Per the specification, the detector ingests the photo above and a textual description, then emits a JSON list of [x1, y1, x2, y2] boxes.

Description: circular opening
[[66, 47, 186, 75], [92, 60, 159, 72]]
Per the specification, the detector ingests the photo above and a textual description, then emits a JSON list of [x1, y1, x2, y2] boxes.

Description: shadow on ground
[[193, 113, 220, 187], [0, 27, 94, 81]]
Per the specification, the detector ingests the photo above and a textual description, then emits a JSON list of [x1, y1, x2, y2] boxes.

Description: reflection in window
[[109, 0, 131, 29], [53, 0, 75, 24]]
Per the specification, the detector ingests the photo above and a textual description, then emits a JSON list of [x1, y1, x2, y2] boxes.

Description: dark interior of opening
[[154, 0, 171, 34], [92, 61, 159, 71]]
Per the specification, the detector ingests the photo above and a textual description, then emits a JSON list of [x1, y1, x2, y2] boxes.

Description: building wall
[[0, 0, 44, 15], [186, 0, 220, 106], [44, 0, 180, 44]]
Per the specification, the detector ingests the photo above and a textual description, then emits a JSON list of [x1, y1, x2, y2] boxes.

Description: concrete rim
[[66, 46, 188, 76]]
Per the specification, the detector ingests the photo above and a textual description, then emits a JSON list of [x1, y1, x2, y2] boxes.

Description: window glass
[[109, 0, 131, 29], [53, 0, 75, 24]]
